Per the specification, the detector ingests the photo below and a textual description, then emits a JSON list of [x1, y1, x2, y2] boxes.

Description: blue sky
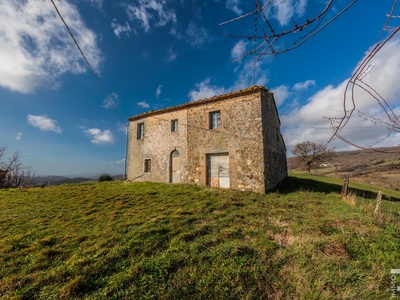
[[0, 0, 399, 176]]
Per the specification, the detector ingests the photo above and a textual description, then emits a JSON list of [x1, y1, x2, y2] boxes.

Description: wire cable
[[49, 0, 127, 126]]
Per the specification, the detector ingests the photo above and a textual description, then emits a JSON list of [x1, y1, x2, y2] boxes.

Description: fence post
[[341, 175, 349, 198], [374, 190, 382, 215]]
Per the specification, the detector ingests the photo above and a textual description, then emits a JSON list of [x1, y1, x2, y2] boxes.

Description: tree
[[291, 141, 334, 174], [0, 147, 39, 188], [98, 173, 114, 182], [221, 1, 400, 153]]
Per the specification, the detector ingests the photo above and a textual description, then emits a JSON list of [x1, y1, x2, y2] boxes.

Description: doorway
[[207, 153, 230, 188], [170, 150, 181, 183]]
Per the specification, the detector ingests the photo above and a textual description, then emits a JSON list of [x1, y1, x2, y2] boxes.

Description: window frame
[[137, 123, 144, 139], [209, 110, 221, 130], [144, 159, 152, 173], [171, 119, 178, 132]]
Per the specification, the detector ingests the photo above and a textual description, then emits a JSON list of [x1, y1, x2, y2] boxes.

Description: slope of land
[[288, 146, 400, 191], [0, 179, 399, 299]]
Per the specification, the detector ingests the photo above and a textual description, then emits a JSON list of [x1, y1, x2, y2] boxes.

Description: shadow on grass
[[271, 176, 400, 202]]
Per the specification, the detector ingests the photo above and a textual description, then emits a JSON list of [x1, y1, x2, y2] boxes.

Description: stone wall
[[260, 90, 288, 190], [187, 92, 266, 193], [128, 110, 188, 183], [128, 86, 288, 192]]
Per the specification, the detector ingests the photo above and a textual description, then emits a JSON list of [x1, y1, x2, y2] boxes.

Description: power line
[[50, 0, 129, 179], [49, 0, 127, 126]]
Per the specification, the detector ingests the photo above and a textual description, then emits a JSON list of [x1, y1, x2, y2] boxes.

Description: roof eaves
[[128, 85, 269, 122]]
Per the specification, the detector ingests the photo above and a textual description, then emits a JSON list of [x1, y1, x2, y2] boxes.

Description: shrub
[[98, 174, 113, 182]]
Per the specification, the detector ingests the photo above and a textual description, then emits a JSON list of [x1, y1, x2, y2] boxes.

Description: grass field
[[287, 146, 400, 191], [288, 172, 400, 201], [1, 177, 399, 299]]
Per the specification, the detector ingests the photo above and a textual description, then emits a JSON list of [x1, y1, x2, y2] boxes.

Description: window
[[137, 123, 144, 139], [276, 127, 280, 142], [171, 119, 178, 132], [144, 159, 151, 173], [209, 111, 221, 129]]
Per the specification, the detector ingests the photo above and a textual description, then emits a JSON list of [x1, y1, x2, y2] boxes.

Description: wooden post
[[341, 175, 349, 198], [374, 190, 382, 215]]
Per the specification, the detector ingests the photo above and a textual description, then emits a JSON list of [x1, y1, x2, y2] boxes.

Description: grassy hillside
[[287, 146, 400, 191], [288, 172, 400, 201], [1, 179, 399, 299]]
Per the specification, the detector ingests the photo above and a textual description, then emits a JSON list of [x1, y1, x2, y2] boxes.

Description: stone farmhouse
[[127, 86, 287, 193]]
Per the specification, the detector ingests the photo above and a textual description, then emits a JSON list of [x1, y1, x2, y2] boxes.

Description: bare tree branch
[[326, 1, 400, 152], [220, 0, 357, 58], [291, 141, 334, 174], [0, 147, 39, 188], [221, 0, 400, 153]]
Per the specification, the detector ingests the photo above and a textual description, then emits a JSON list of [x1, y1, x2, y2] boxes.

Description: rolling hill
[[288, 146, 400, 191], [0, 178, 399, 299]]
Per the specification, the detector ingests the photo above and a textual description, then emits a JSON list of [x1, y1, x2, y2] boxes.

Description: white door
[[207, 154, 230, 188]]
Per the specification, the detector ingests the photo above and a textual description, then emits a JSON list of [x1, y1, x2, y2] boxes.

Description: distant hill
[[38, 174, 124, 186], [288, 146, 400, 191], [38, 176, 94, 186]]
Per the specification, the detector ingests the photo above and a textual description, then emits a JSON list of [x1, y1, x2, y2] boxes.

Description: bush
[[98, 174, 113, 182]]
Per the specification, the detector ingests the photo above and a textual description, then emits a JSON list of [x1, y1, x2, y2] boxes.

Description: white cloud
[[185, 22, 212, 48], [271, 79, 315, 108], [188, 78, 227, 101], [137, 101, 150, 108], [111, 158, 125, 165], [84, 0, 103, 8], [117, 123, 129, 133], [188, 51, 270, 102], [85, 128, 114, 144], [271, 0, 308, 26], [229, 39, 272, 90], [231, 40, 249, 61], [281, 37, 400, 151], [271, 85, 292, 107], [15, 132, 22, 141], [101, 93, 119, 109], [168, 27, 181, 39], [234, 59, 269, 90], [0, 0, 102, 94], [27, 114, 62, 133], [166, 47, 177, 62], [296, 0, 307, 17], [155, 85, 162, 98], [226, 0, 242, 15], [111, 19, 133, 38], [293, 79, 315, 91], [127, 0, 176, 32]]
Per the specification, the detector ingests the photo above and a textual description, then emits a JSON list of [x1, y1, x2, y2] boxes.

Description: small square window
[[209, 111, 221, 129], [137, 123, 144, 139], [171, 119, 178, 132], [144, 159, 151, 173]]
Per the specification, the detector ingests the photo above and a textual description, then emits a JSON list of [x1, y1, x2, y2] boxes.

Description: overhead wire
[[49, 0, 129, 178], [49, 0, 127, 127], [49, 0, 288, 174]]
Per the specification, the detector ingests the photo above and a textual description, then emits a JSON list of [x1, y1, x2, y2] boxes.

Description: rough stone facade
[[128, 86, 287, 193]]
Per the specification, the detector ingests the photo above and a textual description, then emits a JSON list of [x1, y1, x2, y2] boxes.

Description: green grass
[[0, 179, 399, 299], [290, 172, 400, 201]]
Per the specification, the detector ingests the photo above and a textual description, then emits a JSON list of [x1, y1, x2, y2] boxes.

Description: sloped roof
[[129, 85, 270, 122]]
